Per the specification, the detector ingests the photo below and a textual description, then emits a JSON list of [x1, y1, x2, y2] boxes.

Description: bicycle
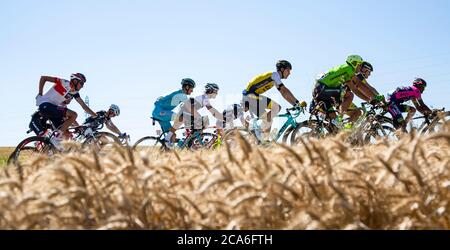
[[133, 117, 218, 151], [223, 106, 305, 146], [412, 108, 450, 134], [289, 101, 396, 146], [8, 112, 122, 166]]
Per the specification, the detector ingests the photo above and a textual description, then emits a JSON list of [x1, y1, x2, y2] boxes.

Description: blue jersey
[[154, 90, 188, 111]]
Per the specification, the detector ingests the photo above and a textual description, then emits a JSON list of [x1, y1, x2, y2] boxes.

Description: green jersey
[[318, 63, 356, 88]]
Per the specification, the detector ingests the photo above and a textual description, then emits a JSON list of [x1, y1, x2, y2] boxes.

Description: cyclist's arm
[[412, 99, 432, 115], [278, 85, 299, 106], [70, 119, 80, 128], [38, 76, 58, 95], [365, 81, 380, 96], [206, 105, 223, 121], [347, 76, 372, 101], [105, 120, 121, 135], [359, 80, 379, 101], [74, 96, 97, 117]]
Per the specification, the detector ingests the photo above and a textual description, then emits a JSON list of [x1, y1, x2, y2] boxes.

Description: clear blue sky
[[1, 0, 450, 146]]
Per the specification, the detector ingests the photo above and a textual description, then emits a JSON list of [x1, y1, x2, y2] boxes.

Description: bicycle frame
[[413, 108, 446, 133], [273, 108, 303, 141]]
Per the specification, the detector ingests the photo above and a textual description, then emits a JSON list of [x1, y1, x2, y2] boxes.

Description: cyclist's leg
[[403, 105, 416, 126], [315, 83, 340, 120], [166, 110, 185, 142], [61, 109, 77, 138], [39, 103, 74, 138], [340, 90, 354, 116], [387, 102, 405, 131], [347, 103, 362, 122], [153, 106, 176, 141], [157, 120, 172, 134], [242, 94, 259, 118], [262, 96, 281, 133]]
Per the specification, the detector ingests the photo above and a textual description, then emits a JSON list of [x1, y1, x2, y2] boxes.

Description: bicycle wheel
[[133, 136, 167, 151], [223, 128, 259, 147], [362, 122, 398, 144], [421, 111, 450, 134], [281, 126, 296, 145], [186, 132, 218, 150], [290, 120, 333, 144], [82, 132, 121, 152], [8, 136, 56, 166]]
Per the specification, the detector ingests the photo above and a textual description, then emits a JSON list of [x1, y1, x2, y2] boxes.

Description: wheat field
[[0, 125, 449, 229]]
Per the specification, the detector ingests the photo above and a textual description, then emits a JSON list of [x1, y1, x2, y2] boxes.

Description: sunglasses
[[76, 79, 84, 88]]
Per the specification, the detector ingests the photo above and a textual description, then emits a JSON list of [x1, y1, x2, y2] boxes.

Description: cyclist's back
[[243, 71, 283, 96], [154, 90, 188, 111], [317, 63, 356, 88], [84, 111, 109, 127], [387, 86, 422, 104], [37, 78, 80, 106]]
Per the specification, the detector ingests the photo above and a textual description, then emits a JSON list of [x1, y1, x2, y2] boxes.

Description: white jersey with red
[[36, 78, 80, 107]]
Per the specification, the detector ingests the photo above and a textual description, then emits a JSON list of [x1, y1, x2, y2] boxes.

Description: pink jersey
[[387, 86, 422, 103], [36, 78, 80, 107]]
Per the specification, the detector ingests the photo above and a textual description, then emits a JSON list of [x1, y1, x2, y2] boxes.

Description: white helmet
[[109, 104, 120, 116], [205, 83, 219, 92]]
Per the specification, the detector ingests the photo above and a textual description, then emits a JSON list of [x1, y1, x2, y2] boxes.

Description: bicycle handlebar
[[413, 108, 445, 120]]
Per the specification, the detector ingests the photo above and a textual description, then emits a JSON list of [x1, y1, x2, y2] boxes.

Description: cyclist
[[151, 78, 196, 143], [215, 102, 250, 137], [242, 60, 305, 141], [35, 73, 97, 147], [169, 83, 223, 144], [312, 55, 383, 125], [84, 104, 128, 139], [386, 78, 432, 132]]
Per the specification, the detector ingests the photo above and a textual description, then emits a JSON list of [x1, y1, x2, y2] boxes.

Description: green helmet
[[346, 55, 364, 69]]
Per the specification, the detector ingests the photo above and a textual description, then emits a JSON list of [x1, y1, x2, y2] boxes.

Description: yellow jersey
[[243, 71, 283, 95]]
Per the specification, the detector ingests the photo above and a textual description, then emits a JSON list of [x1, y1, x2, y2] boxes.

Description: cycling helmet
[[346, 55, 364, 69], [276, 60, 292, 71], [413, 78, 427, 88], [181, 78, 196, 88], [109, 104, 120, 116], [205, 83, 220, 92], [70, 73, 87, 83]]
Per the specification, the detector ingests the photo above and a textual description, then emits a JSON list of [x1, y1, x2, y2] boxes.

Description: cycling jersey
[[154, 90, 188, 111], [317, 63, 356, 88], [243, 71, 283, 95], [217, 104, 245, 129], [387, 86, 422, 104], [84, 111, 111, 127], [36, 78, 80, 107], [224, 104, 244, 120], [190, 94, 211, 112]]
